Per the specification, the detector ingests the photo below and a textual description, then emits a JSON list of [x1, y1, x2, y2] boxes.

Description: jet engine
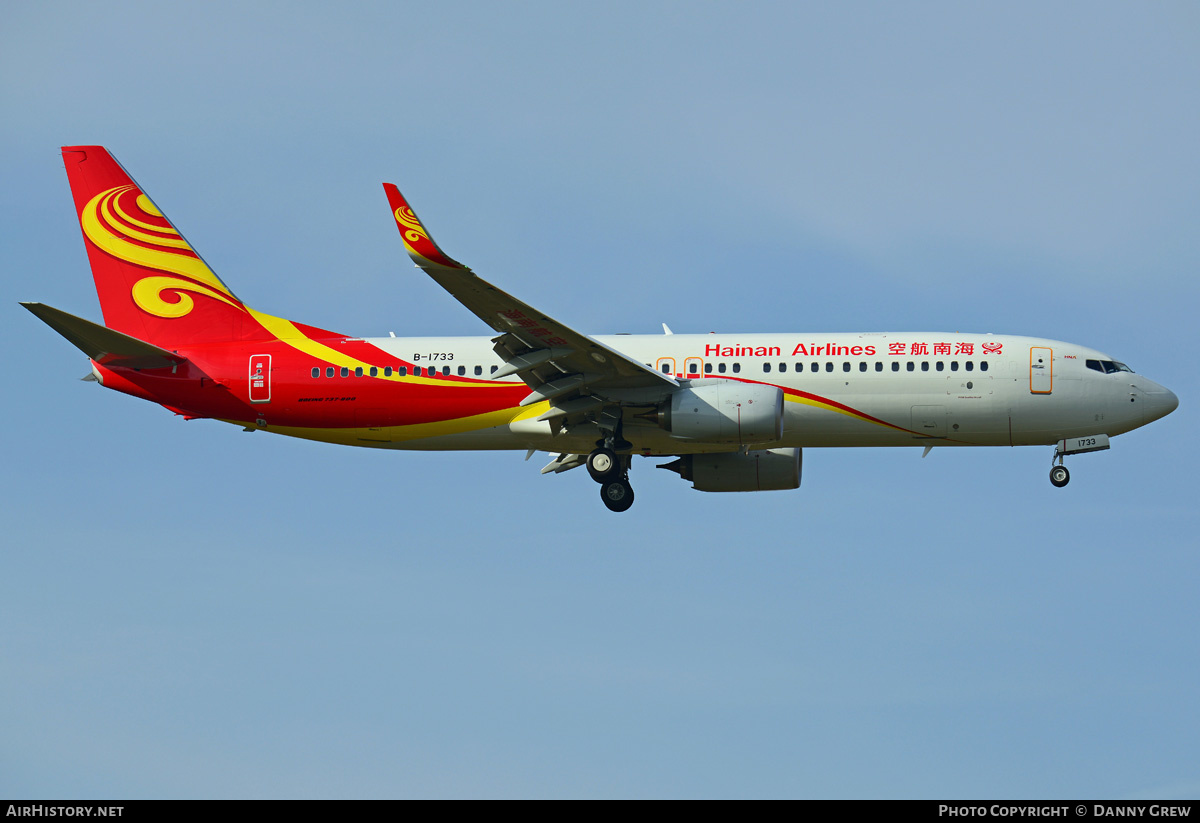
[[659, 383, 784, 444], [660, 448, 802, 492]]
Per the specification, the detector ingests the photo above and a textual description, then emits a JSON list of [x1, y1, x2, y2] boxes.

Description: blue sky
[[2, 1, 1197, 798]]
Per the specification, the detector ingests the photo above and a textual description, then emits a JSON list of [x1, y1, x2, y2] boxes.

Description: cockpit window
[[1087, 358, 1135, 374]]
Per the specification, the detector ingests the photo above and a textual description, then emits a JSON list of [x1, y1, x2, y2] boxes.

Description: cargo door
[[911, 405, 947, 438]]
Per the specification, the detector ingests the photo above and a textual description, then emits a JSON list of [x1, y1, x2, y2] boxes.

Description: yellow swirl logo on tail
[[81, 185, 242, 318], [131, 276, 243, 318]]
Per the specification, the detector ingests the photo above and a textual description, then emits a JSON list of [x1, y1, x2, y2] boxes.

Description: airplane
[[23, 146, 1179, 512]]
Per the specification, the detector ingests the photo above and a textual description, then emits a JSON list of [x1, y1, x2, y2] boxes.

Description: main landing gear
[[586, 447, 619, 483], [588, 446, 634, 512], [600, 476, 635, 512]]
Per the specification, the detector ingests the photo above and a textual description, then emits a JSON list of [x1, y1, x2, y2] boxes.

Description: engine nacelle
[[661, 448, 802, 492], [661, 382, 784, 444]]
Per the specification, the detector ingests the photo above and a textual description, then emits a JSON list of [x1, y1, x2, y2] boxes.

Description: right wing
[[382, 184, 678, 420]]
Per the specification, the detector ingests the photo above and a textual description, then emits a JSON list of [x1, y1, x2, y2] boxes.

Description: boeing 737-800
[[23, 146, 1179, 511]]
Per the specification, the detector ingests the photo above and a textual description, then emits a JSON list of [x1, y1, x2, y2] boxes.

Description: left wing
[[382, 184, 678, 420]]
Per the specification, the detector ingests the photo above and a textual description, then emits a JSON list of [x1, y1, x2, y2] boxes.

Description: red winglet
[[382, 183, 466, 270]]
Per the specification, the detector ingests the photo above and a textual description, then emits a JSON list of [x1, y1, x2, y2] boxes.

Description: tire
[[600, 479, 635, 512], [1050, 465, 1070, 488], [587, 447, 620, 483]]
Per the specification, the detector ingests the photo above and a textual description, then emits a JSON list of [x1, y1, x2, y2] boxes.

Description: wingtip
[[381, 183, 466, 271]]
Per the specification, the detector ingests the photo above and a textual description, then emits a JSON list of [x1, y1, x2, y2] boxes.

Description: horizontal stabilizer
[[21, 302, 186, 369]]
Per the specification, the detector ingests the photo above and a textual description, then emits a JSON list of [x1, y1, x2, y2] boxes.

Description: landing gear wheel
[[600, 478, 635, 512], [1050, 465, 1070, 488], [587, 447, 620, 483]]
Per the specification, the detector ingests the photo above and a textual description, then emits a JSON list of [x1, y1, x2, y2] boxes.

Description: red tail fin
[[61, 146, 266, 346]]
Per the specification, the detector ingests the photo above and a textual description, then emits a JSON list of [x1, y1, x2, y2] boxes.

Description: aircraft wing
[[383, 184, 678, 416]]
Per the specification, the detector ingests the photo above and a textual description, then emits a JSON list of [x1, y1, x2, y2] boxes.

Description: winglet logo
[[81, 185, 242, 318], [394, 206, 429, 245], [390, 197, 463, 270]]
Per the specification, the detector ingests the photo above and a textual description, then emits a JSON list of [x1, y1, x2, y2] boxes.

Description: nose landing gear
[[1048, 434, 1110, 488]]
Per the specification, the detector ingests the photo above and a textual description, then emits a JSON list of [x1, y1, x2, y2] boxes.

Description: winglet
[[382, 183, 466, 271]]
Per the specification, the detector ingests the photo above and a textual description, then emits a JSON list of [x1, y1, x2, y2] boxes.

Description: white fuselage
[[355, 331, 1177, 455]]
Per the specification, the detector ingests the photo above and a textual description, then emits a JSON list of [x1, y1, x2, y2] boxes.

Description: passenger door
[[1030, 347, 1053, 394], [249, 354, 271, 403]]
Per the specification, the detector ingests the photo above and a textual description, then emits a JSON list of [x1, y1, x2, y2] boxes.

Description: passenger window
[[921, 362, 929, 372], [442, 366, 450, 376], [763, 363, 772, 373], [733, 363, 741, 374], [875, 362, 883, 372], [326, 367, 334, 378], [843, 362, 850, 372], [399, 366, 408, 376], [825, 362, 833, 372], [370, 366, 378, 377], [980, 361, 989, 372], [355, 367, 363, 377], [490, 365, 498, 374], [384, 366, 393, 377], [340, 367, 349, 377], [965, 361, 974, 372], [951, 361, 959, 372], [718, 362, 727, 373], [661, 363, 670, 374], [892, 362, 900, 372], [811, 362, 819, 373], [906, 361, 914, 372], [458, 365, 466, 375], [795, 363, 803, 373], [859, 362, 867, 372], [475, 365, 482, 375], [779, 362, 786, 372], [936, 361, 944, 372], [311, 367, 319, 378], [704, 363, 713, 374]]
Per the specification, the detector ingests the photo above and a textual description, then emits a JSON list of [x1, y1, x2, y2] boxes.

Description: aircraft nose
[[1143, 382, 1179, 423]]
